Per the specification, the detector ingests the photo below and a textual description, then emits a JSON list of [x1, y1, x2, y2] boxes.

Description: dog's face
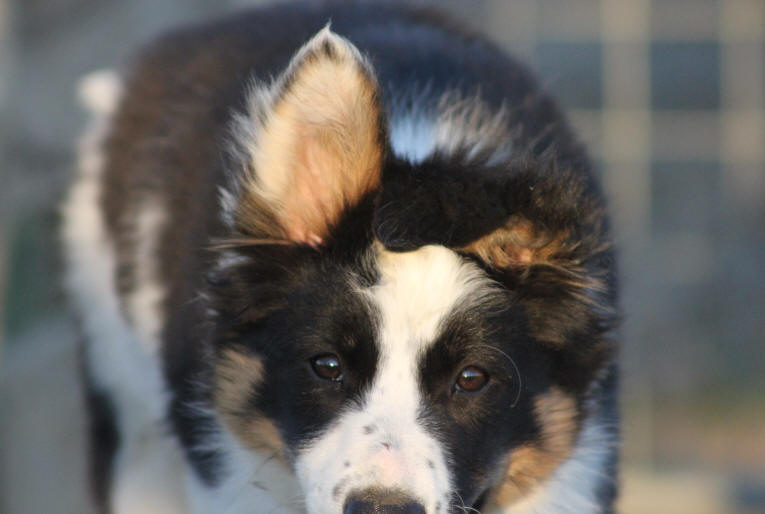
[[206, 28, 616, 514]]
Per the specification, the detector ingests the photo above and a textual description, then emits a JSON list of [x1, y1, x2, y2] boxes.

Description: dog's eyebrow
[[339, 334, 358, 349]]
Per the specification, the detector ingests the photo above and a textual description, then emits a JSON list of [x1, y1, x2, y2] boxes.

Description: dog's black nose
[[343, 488, 426, 514]]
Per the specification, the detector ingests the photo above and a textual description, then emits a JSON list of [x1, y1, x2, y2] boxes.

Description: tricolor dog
[[63, 3, 620, 514]]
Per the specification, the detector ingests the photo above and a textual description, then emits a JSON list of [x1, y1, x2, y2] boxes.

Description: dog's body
[[63, 4, 619, 513]]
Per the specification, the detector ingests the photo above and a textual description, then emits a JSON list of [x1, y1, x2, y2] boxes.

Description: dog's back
[[64, 4, 619, 514]]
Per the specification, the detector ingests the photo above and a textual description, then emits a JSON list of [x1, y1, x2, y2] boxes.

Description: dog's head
[[206, 27, 617, 514]]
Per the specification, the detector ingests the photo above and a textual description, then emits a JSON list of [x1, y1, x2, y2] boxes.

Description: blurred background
[[1, 0, 763, 512]]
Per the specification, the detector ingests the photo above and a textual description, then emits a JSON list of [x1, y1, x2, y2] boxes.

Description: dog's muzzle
[[343, 488, 425, 514]]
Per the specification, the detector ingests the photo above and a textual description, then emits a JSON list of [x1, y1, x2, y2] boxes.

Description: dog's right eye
[[454, 366, 489, 393], [310, 354, 343, 381]]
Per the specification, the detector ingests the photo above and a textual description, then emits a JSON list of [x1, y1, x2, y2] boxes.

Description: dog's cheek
[[213, 347, 286, 454], [492, 387, 579, 506]]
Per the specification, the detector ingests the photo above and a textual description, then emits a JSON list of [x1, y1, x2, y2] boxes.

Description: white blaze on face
[[295, 245, 497, 514]]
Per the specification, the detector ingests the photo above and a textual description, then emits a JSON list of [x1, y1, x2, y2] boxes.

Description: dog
[[62, 3, 620, 513]]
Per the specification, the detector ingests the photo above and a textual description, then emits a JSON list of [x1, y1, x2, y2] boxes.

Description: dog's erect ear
[[233, 26, 385, 245]]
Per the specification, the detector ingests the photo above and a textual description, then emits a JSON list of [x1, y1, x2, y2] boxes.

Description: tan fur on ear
[[461, 216, 612, 345], [237, 26, 384, 245], [459, 216, 566, 269]]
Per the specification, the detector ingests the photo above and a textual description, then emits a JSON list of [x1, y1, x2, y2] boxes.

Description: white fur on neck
[[63, 69, 186, 514]]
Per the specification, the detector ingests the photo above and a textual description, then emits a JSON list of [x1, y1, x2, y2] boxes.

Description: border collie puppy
[[63, 3, 619, 514]]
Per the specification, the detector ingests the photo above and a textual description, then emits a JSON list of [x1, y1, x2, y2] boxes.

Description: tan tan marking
[[460, 216, 612, 345], [493, 388, 579, 506], [459, 216, 566, 269], [214, 347, 285, 454]]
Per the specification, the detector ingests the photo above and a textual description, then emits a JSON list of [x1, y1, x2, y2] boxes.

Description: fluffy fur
[[63, 3, 619, 514]]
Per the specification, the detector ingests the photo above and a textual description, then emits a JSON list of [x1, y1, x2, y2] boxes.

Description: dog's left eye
[[310, 354, 343, 381], [455, 366, 489, 392]]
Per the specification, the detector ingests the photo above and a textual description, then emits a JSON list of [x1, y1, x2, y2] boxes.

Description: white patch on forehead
[[371, 244, 496, 348]]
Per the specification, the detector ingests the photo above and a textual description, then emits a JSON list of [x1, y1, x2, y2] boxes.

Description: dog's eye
[[310, 354, 343, 381], [455, 366, 489, 392]]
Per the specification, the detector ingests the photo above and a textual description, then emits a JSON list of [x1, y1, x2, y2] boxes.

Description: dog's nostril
[[343, 499, 425, 514], [343, 488, 425, 514]]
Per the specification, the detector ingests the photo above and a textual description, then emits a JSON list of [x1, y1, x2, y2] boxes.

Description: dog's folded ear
[[374, 158, 617, 358], [232, 26, 385, 245], [374, 159, 600, 271]]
